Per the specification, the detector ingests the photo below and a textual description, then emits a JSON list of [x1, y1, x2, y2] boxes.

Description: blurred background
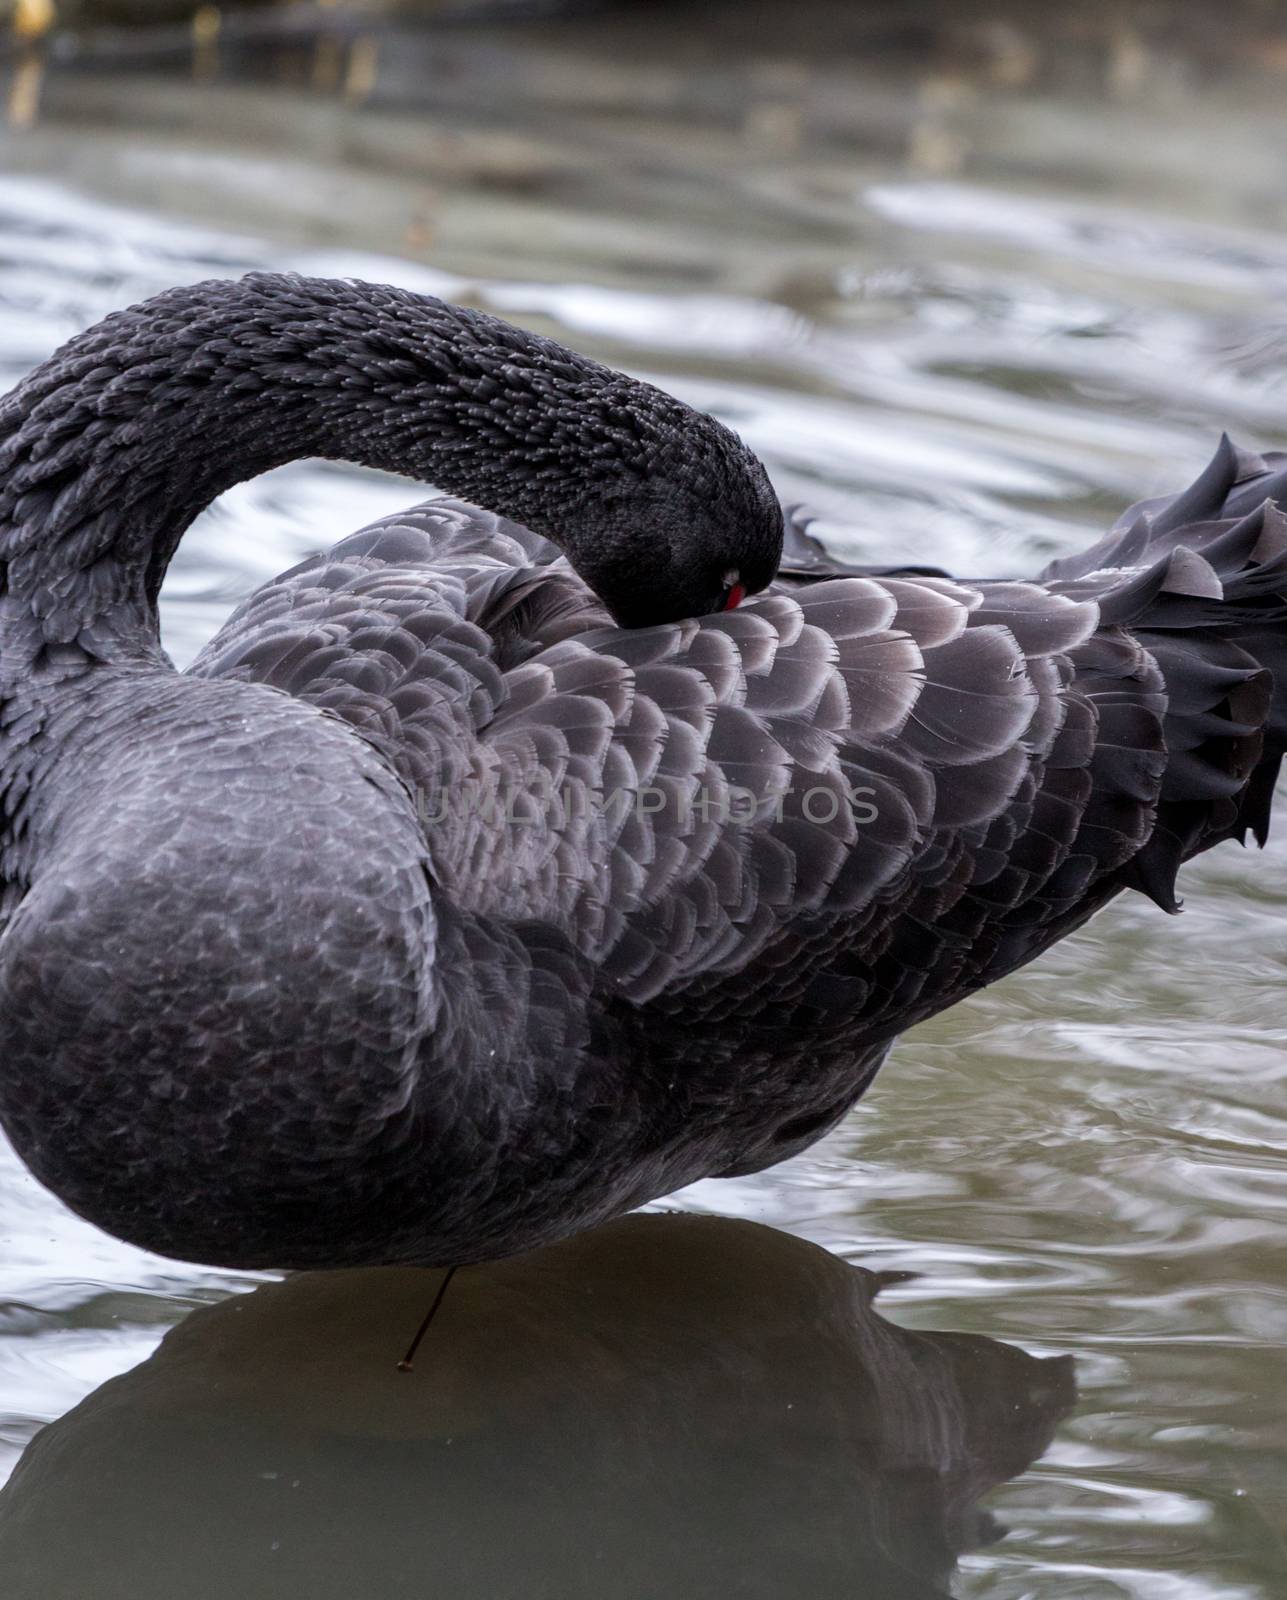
[[0, 3, 1286, 1596]]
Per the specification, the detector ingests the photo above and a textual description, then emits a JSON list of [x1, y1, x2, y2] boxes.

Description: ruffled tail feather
[[1040, 437, 1287, 910]]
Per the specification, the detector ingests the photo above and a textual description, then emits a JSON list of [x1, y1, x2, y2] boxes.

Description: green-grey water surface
[[0, 5, 1285, 1593]]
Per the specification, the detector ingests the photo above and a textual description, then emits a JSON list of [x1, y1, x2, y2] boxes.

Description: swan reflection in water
[[0, 1215, 1073, 1599]]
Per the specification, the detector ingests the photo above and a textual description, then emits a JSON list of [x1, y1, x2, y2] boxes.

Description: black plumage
[[0, 274, 1282, 1269]]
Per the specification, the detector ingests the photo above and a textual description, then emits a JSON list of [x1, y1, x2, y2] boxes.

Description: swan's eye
[[721, 568, 745, 611]]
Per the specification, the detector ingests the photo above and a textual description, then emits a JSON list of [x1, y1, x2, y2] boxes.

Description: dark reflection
[[0, 1216, 1073, 1599]]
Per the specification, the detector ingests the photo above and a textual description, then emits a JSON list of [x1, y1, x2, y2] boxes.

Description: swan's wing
[[190, 499, 1089, 1030], [190, 438, 1287, 1042]]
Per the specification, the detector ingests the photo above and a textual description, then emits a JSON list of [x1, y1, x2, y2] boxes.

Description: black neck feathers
[[0, 273, 782, 658]]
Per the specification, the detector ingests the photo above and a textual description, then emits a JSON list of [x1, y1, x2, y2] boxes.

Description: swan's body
[[0, 275, 1283, 1268]]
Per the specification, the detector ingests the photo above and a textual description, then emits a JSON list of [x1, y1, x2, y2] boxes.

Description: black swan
[[0, 1215, 1074, 1600], [0, 273, 1283, 1269]]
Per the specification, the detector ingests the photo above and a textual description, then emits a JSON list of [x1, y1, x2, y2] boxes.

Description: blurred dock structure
[[8, 0, 1287, 71]]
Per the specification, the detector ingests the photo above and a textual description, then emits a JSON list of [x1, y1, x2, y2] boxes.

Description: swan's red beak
[[724, 583, 746, 611]]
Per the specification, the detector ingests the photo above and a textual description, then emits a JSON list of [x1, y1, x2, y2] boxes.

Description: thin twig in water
[[397, 1265, 458, 1372]]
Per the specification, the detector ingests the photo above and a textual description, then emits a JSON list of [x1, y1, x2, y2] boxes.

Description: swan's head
[[556, 417, 786, 629]]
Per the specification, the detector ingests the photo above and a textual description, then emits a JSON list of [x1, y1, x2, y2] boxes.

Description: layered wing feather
[[190, 436, 1287, 1047]]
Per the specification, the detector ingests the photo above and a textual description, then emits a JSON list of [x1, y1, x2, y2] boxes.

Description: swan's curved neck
[[0, 273, 714, 667]]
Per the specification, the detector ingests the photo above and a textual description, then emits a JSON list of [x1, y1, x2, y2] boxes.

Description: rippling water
[[1, 8, 1286, 1593]]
